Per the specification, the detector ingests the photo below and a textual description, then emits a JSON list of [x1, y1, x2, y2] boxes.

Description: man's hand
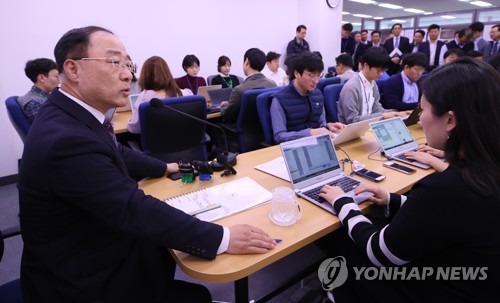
[[227, 225, 276, 254], [166, 163, 179, 175], [310, 127, 335, 138], [327, 122, 346, 133]]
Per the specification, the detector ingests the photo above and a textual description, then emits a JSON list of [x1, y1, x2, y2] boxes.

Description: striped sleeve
[[333, 195, 409, 267]]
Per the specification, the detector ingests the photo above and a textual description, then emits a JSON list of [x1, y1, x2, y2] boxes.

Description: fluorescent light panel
[[353, 13, 373, 18], [342, 11, 350, 15], [373, 17, 384, 20], [424, 12, 434, 15], [378, 3, 403, 9], [404, 8, 425, 13], [470, 1, 492, 6], [349, 0, 376, 4], [392, 19, 406, 22], [441, 15, 456, 19]]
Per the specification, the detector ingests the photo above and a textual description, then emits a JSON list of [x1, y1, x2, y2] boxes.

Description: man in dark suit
[[352, 31, 367, 71], [286, 25, 310, 56], [18, 26, 276, 303], [382, 52, 427, 111], [340, 23, 355, 55], [410, 30, 425, 53], [383, 23, 411, 75], [418, 24, 448, 72], [367, 30, 384, 48], [446, 28, 474, 53]]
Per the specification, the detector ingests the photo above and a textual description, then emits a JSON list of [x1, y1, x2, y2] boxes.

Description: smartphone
[[383, 161, 416, 174], [353, 168, 386, 182]]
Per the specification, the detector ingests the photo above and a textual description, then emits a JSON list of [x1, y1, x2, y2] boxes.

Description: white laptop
[[116, 93, 139, 112], [369, 117, 431, 169], [197, 85, 222, 103], [332, 117, 381, 145], [280, 134, 373, 214]]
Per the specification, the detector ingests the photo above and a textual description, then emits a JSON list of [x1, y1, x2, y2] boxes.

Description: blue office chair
[[323, 83, 344, 123], [206, 75, 217, 86], [316, 77, 340, 93], [220, 87, 282, 153], [5, 96, 30, 143], [375, 79, 386, 106], [0, 227, 23, 303], [256, 90, 280, 147], [138, 95, 208, 163]]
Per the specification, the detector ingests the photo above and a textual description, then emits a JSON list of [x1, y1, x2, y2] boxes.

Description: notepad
[[254, 157, 290, 182], [165, 177, 272, 222]]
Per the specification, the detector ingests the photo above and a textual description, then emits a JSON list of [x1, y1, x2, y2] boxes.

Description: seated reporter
[[320, 58, 500, 303]]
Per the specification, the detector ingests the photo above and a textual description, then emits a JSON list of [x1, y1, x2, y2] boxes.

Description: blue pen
[[274, 238, 282, 243]]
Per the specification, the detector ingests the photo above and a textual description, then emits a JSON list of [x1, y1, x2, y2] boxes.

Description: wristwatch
[[326, 0, 341, 8]]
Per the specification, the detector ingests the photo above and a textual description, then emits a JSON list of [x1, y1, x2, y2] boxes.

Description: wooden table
[[112, 110, 222, 134], [138, 124, 430, 302]]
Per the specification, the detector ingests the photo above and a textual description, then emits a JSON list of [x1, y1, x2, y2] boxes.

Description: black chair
[[316, 77, 340, 93], [323, 83, 344, 123], [220, 87, 282, 153], [138, 95, 208, 163], [5, 96, 30, 143], [0, 227, 23, 303]]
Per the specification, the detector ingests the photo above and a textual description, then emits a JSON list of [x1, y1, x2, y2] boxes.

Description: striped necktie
[[103, 120, 118, 146]]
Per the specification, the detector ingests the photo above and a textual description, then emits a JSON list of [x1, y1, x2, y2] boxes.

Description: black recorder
[[383, 161, 416, 174]]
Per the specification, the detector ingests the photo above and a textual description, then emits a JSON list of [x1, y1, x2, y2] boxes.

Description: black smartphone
[[353, 168, 386, 182], [383, 161, 417, 174], [167, 172, 182, 181]]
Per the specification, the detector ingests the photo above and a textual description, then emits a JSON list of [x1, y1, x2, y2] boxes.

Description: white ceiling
[[342, 0, 500, 24]]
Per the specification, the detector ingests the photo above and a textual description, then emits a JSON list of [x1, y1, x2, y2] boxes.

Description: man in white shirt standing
[[418, 24, 448, 72], [261, 51, 289, 87]]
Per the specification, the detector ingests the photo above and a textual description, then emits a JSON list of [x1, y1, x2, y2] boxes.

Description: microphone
[[149, 98, 237, 176]]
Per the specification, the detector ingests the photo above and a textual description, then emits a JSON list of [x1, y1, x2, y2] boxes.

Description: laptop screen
[[282, 134, 341, 184], [208, 88, 233, 106], [370, 118, 415, 151]]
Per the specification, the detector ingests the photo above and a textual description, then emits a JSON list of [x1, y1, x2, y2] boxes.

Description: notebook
[[332, 117, 381, 145], [403, 104, 422, 126], [197, 85, 222, 103], [207, 88, 233, 109], [369, 117, 431, 169], [280, 134, 373, 214]]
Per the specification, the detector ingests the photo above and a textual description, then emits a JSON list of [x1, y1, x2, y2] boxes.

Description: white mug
[[269, 186, 302, 226]]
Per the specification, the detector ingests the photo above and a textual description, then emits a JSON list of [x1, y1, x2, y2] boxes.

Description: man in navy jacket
[[383, 23, 411, 75], [18, 26, 276, 303], [382, 52, 427, 111]]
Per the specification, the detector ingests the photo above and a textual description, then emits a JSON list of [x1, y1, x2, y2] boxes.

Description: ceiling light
[[342, 11, 350, 15], [373, 17, 384, 20], [441, 15, 457, 19], [352, 22, 362, 26], [341, 21, 349, 24], [423, 12, 434, 15], [378, 3, 404, 9], [404, 8, 425, 13], [470, 1, 492, 6], [353, 13, 373, 18], [391, 19, 406, 22], [349, 0, 377, 4]]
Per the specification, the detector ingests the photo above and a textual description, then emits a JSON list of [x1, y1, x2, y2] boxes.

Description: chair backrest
[[375, 79, 386, 106], [5, 96, 30, 143], [323, 83, 344, 123], [256, 90, 279, 147], [316, 77, 341, 93], [138, 95, 208, 163], [235, 87, 282, 153], [206, 74, 217, 86], [236, 76, 245, 86]]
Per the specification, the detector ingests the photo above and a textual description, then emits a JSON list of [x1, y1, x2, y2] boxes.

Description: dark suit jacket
[[367, 41, 384, 49], [418, 40, 446, 71], [18, 89, 223, 302], [384, 36, 411, 75], [341, 36, 356, 55], [382, 73, 420, 111], [352, 43, 367, 71], [446, 40, 474, 53]]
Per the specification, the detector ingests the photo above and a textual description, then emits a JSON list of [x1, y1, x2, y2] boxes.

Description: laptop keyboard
[[393, 150, 417, 162], [303, 176, 360, 203]]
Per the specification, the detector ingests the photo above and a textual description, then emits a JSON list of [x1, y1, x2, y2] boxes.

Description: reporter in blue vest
[[270, 52, 344, 144]]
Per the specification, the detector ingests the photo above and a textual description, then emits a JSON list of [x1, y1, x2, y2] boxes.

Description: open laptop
[[332, 117, 381, 145], [207, 88, 233, 112], [369, 117, 431, 169], [197, 85, 222, 103], [116, 94, 139, 112], [403, 104, 422, 126], [280, 134, 373, 214]]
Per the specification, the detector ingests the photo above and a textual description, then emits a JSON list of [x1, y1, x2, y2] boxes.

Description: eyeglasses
[[304, 72, 324, 80], [73, 57, 137, 73]]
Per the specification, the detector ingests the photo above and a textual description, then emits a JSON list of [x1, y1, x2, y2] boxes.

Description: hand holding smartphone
[[353, 168, 386, 182], [383, 161, 416, 174]]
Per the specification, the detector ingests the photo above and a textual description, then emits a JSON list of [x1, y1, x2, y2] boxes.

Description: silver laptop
[[207, 88, 233, 109], [332, 117, 381, 145], [369, 117, 431, 169], [197, 85, 222, 103], [280, 134, 373, 213]]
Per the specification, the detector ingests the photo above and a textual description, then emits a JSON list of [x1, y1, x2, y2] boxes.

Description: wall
[[0, 0, 342, 179]]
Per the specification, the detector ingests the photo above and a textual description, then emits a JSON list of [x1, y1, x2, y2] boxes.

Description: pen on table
[[274, 238, 282, 243]]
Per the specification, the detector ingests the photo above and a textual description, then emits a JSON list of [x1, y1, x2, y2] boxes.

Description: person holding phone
[[319, 58, 500, 302]]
